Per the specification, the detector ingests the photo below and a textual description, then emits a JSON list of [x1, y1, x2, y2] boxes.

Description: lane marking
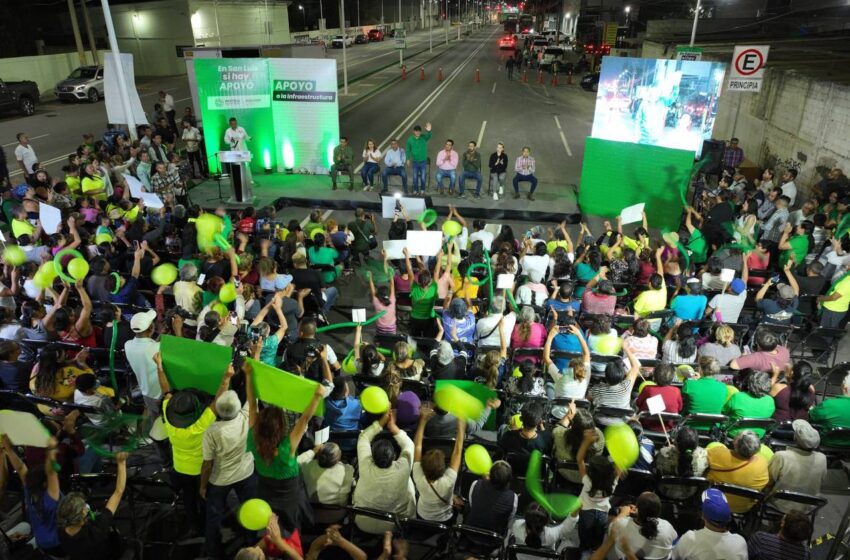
[[353, 29, 496, 173], [553, 115, 562, 130], [476, 121, 487, 147], [559, 130, 572, 157], [3, 133, 50, 148], [491, 82, 496, 94], [140, 87, 177, 98], [542, 85, 550, 98]]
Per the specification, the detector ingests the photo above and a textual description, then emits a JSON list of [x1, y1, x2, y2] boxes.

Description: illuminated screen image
[[591, 57, 726, 154]]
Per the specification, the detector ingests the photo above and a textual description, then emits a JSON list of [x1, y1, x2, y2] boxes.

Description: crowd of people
[[0, 120, 846, 560]]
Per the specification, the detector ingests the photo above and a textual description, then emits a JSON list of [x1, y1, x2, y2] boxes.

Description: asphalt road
[[1, 25, 596, 194]]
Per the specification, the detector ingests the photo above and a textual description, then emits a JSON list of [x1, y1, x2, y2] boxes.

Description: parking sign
[[728, 45, 769, 92]]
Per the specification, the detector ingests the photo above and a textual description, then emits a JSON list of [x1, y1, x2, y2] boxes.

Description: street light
[[298, 4, 305, 30], [624, 5, 630, 13], [690, 0, 701, 47]]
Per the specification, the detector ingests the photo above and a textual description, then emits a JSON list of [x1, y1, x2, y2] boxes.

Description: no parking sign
[[728, 45, 770, 92]]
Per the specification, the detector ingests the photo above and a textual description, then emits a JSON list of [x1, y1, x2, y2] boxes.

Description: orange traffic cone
[[551, 73, 558, 86], [521, 70, 527, 83], [420, 67, 426, 81], [401, 65, 407, 80], [475, 68, 480, 82], [437, 67, 443, 82]]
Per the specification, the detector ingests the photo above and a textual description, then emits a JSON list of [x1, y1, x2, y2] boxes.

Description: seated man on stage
[[434, 139, 459, 196], [513, 146, 538, 201], [330, 137, 355, 191], [381, 139, 407, 193]]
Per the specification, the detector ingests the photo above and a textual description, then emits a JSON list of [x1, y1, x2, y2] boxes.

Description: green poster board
[[247, 358, 325, 417], [579, 138, 694, 232], [435, 380, 497, 430], [160, 335, 231, 395]]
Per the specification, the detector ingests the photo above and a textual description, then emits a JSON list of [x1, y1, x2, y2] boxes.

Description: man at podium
[[223, 117, 250, 150], [221, 117, 253, 202]]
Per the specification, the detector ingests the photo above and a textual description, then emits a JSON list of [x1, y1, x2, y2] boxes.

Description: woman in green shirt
[[245, 362, 324, 532], [403, 246, 444, 338], [778, 221, 813, 269], [723, 370, 775, 437]]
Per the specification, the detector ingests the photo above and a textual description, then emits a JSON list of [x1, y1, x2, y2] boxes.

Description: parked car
[[580, 71, 600, 92], [368, 28, 385, 41], [54, 65, 104, 103], [531, 37, 550, 53], [540, 47, 565, 69], [0, 78, 40, 116], [354, 33, 369, 44], [542, 30, 568, 43], [498, 35, 516, 49], [331, 35, 354, 48]]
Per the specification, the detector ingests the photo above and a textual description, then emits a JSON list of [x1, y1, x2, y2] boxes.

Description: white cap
[[130, 309, 157, 333]]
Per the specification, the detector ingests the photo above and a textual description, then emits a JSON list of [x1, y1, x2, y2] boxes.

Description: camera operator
[[282, 317, 341, 382]]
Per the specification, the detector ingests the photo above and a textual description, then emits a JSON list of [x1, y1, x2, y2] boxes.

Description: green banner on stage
[[435, 380, 497, 430], [579, 137, 694, 232], [160, 335, 231, 395], [247, 358, 325, 417]]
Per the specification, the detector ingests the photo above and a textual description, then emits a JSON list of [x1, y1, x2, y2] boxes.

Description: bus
[[518, 14, 534, 33]]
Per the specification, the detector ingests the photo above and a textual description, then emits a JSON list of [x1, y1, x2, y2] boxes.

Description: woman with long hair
[[353, 324, 386, 376], [656, 427, 708, 499], [30, 343, 94, 402], [50, 283, 96, 348], [403, 246, 442, 338], [246, 361, 323, 533], [493, 226, 518, 254], [492, 241, 519, 276], [383, 340, 424, 382], [510, 306, 546, 359], [661, 322, 697, 364], [510, 501, 578, 555], [553, 406, 604, 483], [770, 361, 816, 421], [609, 492, 678, 559], [360, 139, 382, 191]]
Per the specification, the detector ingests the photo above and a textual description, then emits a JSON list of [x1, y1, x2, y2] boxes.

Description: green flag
[[160, 335, 231, 395], [247, 358, 325, 417], [435, 380, 497, 429]]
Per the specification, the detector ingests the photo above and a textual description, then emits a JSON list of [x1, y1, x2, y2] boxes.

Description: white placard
[[497, 273, 515, 289], [380, 195, 427, 219], [484, 223, 503, 237], [0, 410, 50, 448], [124, 173, 144, 198], [315, 426, 330, 445], [406, 230, 442, 256], [140, 192, 164, 209], [646, 394, 667, 415], [382, 240, 407, 260], [620, 203, 645, 225], [38, 203, 62, 235], [720, 268, 735, 283], [352, 308, 366, 323]]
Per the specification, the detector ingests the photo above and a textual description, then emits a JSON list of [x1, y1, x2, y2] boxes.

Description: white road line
[[491, 82, 496, 94], [175, 97, 191, 103], [542, 85, 550, 98], [140, 87, 177, 98], [476, 121, 487, 147], [559, 130, 572, 157], [553, 115, 562, 130], [2, 133, 50, 148], [353, 30, 495, 173], [301, 208, 333, 228]]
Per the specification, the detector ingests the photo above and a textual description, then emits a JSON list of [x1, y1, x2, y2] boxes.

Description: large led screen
[[591, 57, 726, 154]]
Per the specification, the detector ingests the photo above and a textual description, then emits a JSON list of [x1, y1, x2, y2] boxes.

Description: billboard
[[579, 138, 694, 232], [194, 58, 339, 173], [591, 56, 726, 154]]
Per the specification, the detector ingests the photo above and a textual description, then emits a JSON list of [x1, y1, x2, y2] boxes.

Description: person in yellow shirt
[[706, 431, 769, 513], [617, 210, 651, 255], [818, 271, 850, 328], [632, 247, 666, 319], [81, 162, 107, 201], [546, 220, 574, 255], [10, 206, 35, 240], [63, 163, 82, 196], [156, 352, 235, 534]]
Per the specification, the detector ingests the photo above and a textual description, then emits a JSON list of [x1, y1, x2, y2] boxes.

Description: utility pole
[[80, 0, 99, 64], [356, 0, 360, 27], [690, 0, 701, 46], [340, 0, 348, 94], [67, 0, 87, 65], [99, 0, 137, 139], [428, 0, 432, 52], [444, 0, 448, 44]]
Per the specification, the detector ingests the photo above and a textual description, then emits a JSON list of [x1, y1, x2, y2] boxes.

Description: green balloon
[[434, 385, 483, 421], [238, 498, 272, 531], [32, 271, 52, 289], [595, 333, 623, 355], [442, 219, 462, 237], [219, 282, 237, 304], [464, 444, 493, 475], [95, 233, 113, 246], [212, 303, 229, 318], [360, 386, 390, 414], [2, 246, 25, 266], [38, 262, 57, 281], [604, 423, 639, 471], [67, 257, 90, 281], [151, 263, 178, 286]]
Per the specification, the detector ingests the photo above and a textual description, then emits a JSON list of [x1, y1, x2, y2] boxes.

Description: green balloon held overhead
[[95, 233, 113, 246], [212, 303, 229, 318], [32, 271, 52, 289], [434, 385, 484, 421], [605, 423, 639, 471], [595, 333, 623, 355], [442, 219, 462, 237], [219, 282, 237, 304], [360, 386, 390, 414], [238, 499, 272, 531], [2, 245, 25, 266], [464, 444, 493, 475], [67, 258, 90, 281], [151, 263, 178, 286], [39, 262, 58, 281]]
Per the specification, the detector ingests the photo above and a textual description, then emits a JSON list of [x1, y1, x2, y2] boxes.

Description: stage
[[186, 171, 582, 222]]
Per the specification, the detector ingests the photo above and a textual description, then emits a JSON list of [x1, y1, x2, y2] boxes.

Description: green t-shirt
[[809, 396, 850, 446], [687, 228, 708, 264], [780, 235, 808, 267], [308, 246, 339, 284], [574, 263, 598, 298], [723, 391, 776, 436], [411, 281, 438, 320], [682, 377, 729, 430], [246, 428, 299, 480]]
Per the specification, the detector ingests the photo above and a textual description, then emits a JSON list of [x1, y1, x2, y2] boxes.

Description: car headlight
[[75, 85, 86, 90]]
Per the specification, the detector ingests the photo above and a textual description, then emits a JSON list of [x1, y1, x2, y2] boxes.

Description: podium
[[219, 150, 255, 204]]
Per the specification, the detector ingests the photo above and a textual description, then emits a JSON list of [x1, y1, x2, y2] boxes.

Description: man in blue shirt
[[381, 139, 407, 193], [670, 278, 708, 323]]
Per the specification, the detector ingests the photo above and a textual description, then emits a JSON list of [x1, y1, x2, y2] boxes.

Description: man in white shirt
[[780, 168, 798, 207], [159, 90, 176, 131], [469, 219, 495, 251], [124, 310, 162, 417], [223, 118, 250, 150], [381, 139, 407, 192], [705, 278, 747, 323], [672, 489, 747, 560], [14, 133, 38, 178], [788, 199, 816, 227], [475, 295, 515, 347]]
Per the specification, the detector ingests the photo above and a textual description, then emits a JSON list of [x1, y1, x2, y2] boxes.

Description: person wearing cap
[[125, 309, 161, 417], [809, 372, 850, 446], [705, 277, 747, 324], [156, 353, 233, 534], [706, 430, 769, 513], [767, 419, 827, 512], [748, 510, 814, 560], [672, 488, 747, 560], [670, 278, 707, 323]]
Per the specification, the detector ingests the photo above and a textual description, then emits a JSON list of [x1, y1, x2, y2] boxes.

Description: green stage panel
[[578, 138, 693, 232]]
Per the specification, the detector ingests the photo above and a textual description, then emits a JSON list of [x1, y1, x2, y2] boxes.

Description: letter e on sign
[[731, 45, 769, 80]]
